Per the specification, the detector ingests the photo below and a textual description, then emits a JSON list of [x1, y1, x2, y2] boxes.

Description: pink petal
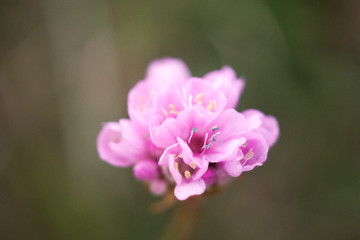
[[127, 80, 156, 133], [146, 58, 190, 89], [149, 115, 190, 148], [174, 179, 206, 201], [183, 78, 227, 114], [97, 120, 145, 167], [243, 109, 280, 147], [203, 66, 245, 109], [223, 160, 243, 177], [133, 159, 159, 181], [204, 138, 245, 163], [240, 132, 269, 171], [159, 143, 183, 184], [209, 109, 253, 142]]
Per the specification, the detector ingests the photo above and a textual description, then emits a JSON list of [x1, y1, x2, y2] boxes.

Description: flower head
[[97, 57, 279, 201]]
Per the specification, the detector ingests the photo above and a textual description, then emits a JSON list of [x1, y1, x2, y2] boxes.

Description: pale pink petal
[[127, 80, 156, 133], [183, 78, 227, 114], [174, 179, 206, 201], [159, 143, 183, 184], [243, 109, 280, 147], [203, 66, 245, 108], [153, 88, 185, 118], [204, 138, 245, 163], [146, 58, 191, 89], [240, 132, 269, 171], [149, 115, 189, 148], [209, 109, 253, 142], [223, 160, 243, 177], [97, 120, 145, 167], [133, 159, 159, 181]]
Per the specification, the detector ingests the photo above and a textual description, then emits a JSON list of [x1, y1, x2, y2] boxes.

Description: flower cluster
[[97, 58, 279, 201]]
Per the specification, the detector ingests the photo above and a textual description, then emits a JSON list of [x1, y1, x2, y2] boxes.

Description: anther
[[206, 100, 216, 111], [161, 107, 169, 117], [244, 148, 254, 161], [211, 126, 219, 131], [194, 93, 205, 102], [174, 162, 179, 170], [184, 170, 191, 179], [190, 161, 196, 169], [192, 127, 199, 132], [204, 142, 212, 149], [169, 104, 178, 115]]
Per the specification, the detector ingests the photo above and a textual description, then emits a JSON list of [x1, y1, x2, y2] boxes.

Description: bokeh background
[[1, 0, 360, 239]]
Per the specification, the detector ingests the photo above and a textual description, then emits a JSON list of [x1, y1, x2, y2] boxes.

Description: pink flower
[[96, 57, 280, 201], [128, 58, 190, 133], [203, 66, 245, 109], [97, 120, 146, 167]]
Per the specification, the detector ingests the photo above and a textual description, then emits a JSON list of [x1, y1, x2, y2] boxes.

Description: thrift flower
[[97, 57, 279, 201]]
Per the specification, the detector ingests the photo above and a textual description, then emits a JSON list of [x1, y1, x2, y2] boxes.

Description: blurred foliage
[[0, 0, 359, 239]]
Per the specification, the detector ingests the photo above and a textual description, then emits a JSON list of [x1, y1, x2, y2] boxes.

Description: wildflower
[[96, 57, 279, 201]]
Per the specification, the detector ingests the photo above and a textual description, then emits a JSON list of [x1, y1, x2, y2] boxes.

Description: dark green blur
[[1, 0, 359, 239]]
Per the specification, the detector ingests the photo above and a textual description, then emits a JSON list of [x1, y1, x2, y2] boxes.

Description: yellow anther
[[178, 154, 183, 158], [172, 153, 177, 159], [161, 107, 169, 117], [206, 100, 216, 111], [189, 161, 196, 169], [174, 162, 179, 170], [169, 104, 176, 111], [168, 104, 178, 115], [244, 148, 254, 161], [194, 93, 205, 105], [195, 93, 205, 102], [184, 170, 191, 179]]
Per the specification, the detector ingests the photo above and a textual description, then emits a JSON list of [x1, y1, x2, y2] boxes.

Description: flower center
[[173, 154, 197, 179], [193, 92, 217, 111], [187, 126, 220, 155]]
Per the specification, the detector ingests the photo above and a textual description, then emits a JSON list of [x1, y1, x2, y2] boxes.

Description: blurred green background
[[1, 0, 359, 239]]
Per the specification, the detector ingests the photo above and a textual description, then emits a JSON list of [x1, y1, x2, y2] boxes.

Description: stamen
[[192, 127, 199, 132], [202, 132, 209, 149], [244, 148, 254, 161], [161, 107, 169, 117], [170, 110, 178, 115], [169, 104, 176, 111], [206, 100, 216, 111], [242, 142, 248, 148], [212, 132, 220, 141], [178, 154, 183, 158], [169, 104, 178, 115], [194, 93, 205, 103], [189, 161, 196, 169], [172, 153, 178, 159], [211, 126, 219, 131], [204, 142, 212, 149], [174, 162, 179, 170], [184, 170, 191, 179]]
